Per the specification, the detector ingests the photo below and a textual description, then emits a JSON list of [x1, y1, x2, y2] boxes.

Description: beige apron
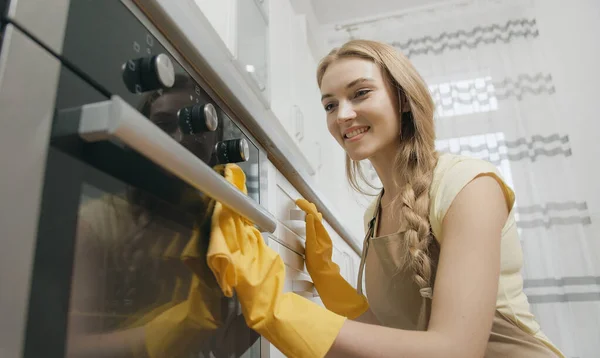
[[356, 193, 559, 357]]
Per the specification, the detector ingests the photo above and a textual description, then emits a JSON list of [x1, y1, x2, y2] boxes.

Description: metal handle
[[292, 279, 319, 297], [314, 141, 322, 170], [292, 105, 304, 141], [78, 95, 277, 233]]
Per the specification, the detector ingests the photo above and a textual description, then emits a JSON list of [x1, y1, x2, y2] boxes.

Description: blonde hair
[[317, 39, 439, 291]]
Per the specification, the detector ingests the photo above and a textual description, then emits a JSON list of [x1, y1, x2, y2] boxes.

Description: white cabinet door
[[193, 0, 237, 55], [195, 0, 270, 103], [268, 0, 294, 135], [289, 13, 325, 177], [267, 0, 328, 176], [236, 0, 270, 102]]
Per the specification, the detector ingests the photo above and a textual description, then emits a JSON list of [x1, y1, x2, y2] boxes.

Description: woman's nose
[[337, 102, 357, 123]]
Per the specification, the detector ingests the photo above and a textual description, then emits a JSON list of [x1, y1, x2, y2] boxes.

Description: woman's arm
[[326, 175, 509, 358], [352, 308, 381, 325]]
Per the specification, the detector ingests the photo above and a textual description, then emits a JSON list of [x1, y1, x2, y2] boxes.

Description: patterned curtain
[[328, 2, 599, 357]]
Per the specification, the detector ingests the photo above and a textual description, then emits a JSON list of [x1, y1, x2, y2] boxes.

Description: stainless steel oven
[[0, 1, 276, 357]]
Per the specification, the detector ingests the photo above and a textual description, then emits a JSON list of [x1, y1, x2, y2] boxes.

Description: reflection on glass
[[64, 73, 261, 357], [67, 185, 258, 357], [137, 72, 260, 203]]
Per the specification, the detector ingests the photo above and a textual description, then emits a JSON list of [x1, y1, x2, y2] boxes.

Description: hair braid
[[399, 164, 436, 290]]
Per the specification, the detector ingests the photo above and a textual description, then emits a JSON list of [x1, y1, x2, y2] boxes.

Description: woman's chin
[[340, 140, 377, 161], [346, 149, 373, 162]]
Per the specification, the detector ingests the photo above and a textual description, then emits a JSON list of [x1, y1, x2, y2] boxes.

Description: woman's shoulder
[[431, 153, 506, 192], [429, 153, 515, 239], [433, 153, 496, 178]]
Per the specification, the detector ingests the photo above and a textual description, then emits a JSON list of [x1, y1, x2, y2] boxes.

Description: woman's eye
[[324, 103, 335, 112], [355, 89, 371, 98]]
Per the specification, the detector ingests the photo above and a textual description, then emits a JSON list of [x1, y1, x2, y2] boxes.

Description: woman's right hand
[[295, 199, 334, 273], [295, 199, 369, 319]]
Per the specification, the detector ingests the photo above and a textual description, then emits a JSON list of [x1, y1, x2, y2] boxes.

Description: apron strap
[[356, 217, 375, 296], [356, 192, 383, 296]]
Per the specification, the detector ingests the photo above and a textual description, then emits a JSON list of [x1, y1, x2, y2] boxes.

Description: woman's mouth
[[344, 127, 370, 141]]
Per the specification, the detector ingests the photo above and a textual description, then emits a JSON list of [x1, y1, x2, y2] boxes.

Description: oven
[[0, 1, 277, 357]]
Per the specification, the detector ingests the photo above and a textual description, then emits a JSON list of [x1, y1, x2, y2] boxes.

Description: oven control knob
[[215, 139, 250, 164], [122, 53, 175, 93], [177, 103, 219, 134]]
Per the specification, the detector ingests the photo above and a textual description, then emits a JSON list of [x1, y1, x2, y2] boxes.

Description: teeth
[[346, 127, 369, 139]]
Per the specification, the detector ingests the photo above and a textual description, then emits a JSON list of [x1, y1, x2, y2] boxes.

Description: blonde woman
[[208, 39, 567, 358], [308, 39, 565, 357]]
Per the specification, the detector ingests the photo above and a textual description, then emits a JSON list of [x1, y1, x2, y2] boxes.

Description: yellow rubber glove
[[207, 164, 346, 358], [295, 199, 369, 319]]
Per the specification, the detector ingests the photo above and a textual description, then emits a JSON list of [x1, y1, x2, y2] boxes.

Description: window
[[435, 132, 514, 188], [429, 76, 498, 117]]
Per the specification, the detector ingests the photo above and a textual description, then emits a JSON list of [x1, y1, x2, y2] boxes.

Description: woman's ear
[[398, 89, 411, 113]]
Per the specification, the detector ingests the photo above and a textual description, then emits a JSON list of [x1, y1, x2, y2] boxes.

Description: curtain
[[328, 1, 599, 357]]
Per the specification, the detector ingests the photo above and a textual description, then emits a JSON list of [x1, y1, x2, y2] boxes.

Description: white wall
[[534, 0, 600, 241]]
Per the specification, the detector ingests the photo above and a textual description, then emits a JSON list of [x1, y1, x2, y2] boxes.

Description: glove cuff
[[309, 269, 369, 319], [254, 293, 346, 358]]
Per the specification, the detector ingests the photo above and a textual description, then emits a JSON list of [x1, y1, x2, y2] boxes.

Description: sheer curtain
[[328, 1, 599, 357]]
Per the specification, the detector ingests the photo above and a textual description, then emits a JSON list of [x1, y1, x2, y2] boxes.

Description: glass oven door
[[23, 56, 272, 358]]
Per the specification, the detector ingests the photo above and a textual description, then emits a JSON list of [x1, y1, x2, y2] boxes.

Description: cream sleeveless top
[[356, 153, 565, 357]]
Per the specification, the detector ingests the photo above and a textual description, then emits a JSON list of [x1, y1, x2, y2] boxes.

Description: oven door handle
[[78, 95, 277, 233], [292, 280, 319, 298]]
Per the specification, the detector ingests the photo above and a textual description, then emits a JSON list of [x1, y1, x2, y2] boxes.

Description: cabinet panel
[[194, 0, 237, 54], [236, 0, 270, 101], [268, 0, 294, 134]]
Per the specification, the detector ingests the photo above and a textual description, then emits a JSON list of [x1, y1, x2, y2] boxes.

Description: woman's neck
[[368, 151, 406, 208]]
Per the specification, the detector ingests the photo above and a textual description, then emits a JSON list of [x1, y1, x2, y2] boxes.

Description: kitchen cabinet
[[236, 0, 270, 103], [268, 0, 327, 178], [193, 0, 237, 54], [268, 0, 295, 135], [194, 0, 270, 103]]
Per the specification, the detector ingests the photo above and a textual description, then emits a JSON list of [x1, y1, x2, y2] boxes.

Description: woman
[[311, 39, 565, 357], [207, 39, 566, 358]]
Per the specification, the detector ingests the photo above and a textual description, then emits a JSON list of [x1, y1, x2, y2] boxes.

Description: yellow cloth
[[295, 198, 369, 319], [207, 164, 346, 358], [362, 153, 564, 357]]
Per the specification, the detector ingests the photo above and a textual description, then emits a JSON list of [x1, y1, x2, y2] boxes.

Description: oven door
[[22, 62, 274, 358]]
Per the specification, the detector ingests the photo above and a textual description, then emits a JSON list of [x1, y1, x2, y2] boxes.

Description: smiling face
[[319, 57, 408, 162]]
